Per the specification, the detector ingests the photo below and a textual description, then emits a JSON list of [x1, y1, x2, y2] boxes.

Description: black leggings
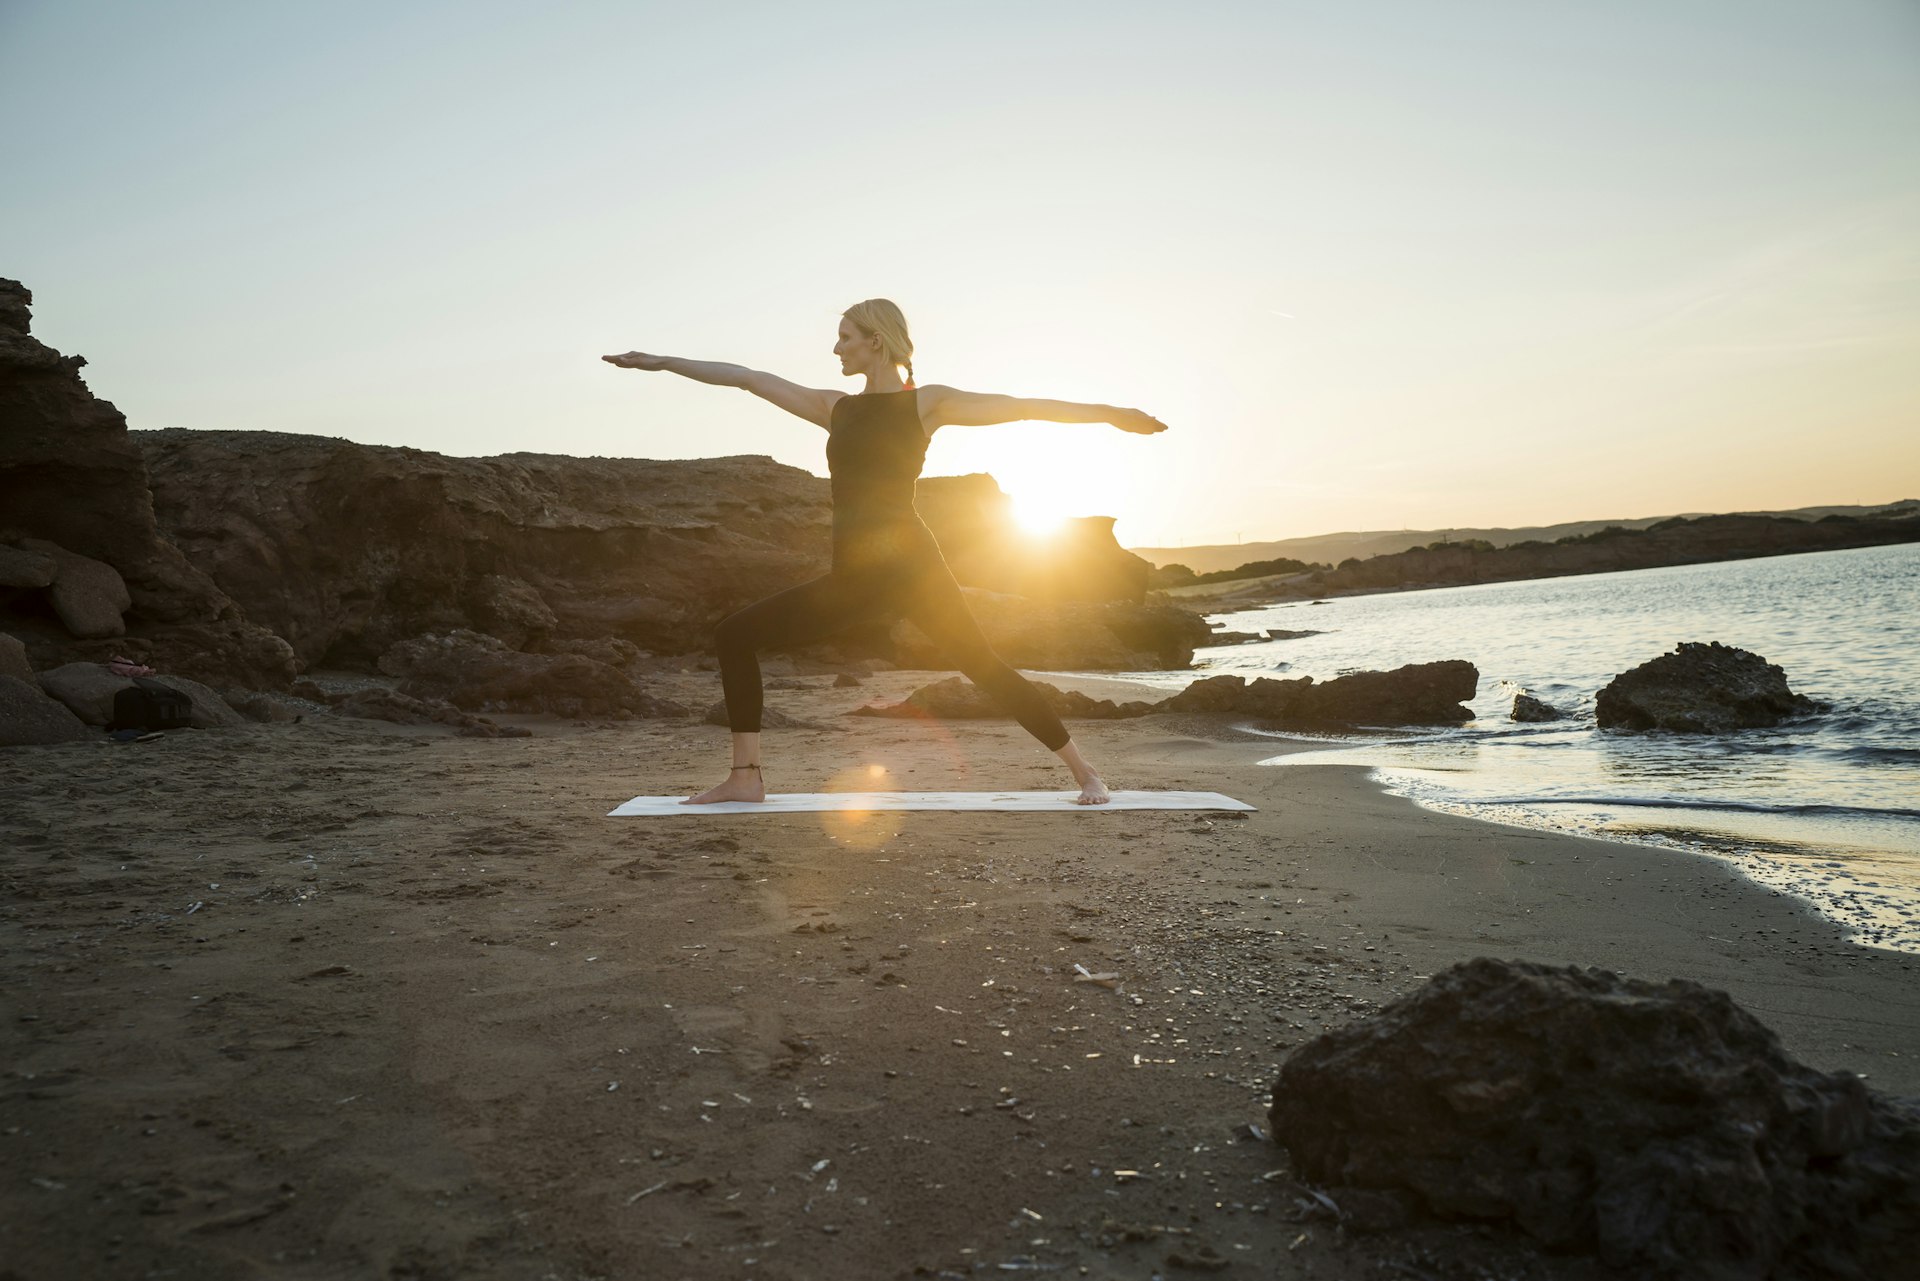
[[715, 556, 1072, 752]]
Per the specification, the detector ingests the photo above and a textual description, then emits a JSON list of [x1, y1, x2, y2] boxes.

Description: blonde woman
[[604, 299, 1167, 805]]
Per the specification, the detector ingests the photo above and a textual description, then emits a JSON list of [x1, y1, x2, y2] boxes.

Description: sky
[[3, 0, 1916, 548]]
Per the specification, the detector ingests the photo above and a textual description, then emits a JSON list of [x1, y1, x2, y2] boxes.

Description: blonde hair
[[842, 298, 915, 387]]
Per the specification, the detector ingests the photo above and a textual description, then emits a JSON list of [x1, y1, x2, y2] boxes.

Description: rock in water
[[1511, 692, 1562, 722], [1268, 958, 1920, 1278], [1597, 641, 1820, 732], [1154, 661, 1477, 726]]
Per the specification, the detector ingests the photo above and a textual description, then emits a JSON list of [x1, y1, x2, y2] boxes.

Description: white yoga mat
[[608, 790, 1255, 816]]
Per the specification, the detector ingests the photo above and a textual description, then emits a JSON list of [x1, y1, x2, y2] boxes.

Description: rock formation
[[136, 431, 1177, 674], [1597, 642, 1820, 733], [0, 280, 295, 687], [848, 675, 1158, 723], [1269, 958, 1920, 1279], [1510, 692, 1563, 722], [1156, 661, 1478, 727]]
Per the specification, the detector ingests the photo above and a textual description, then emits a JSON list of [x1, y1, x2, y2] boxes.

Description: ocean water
[[1088, 542, 1920, 952]]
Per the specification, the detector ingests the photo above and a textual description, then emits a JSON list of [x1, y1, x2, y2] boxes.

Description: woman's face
[[833, 318, 879, 375]]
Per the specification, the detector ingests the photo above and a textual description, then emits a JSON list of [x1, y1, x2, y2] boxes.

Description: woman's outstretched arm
[[922, 385, 1167, 435], [602, 352, 838, 429]]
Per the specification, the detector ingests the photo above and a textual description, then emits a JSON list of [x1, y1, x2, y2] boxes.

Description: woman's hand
[[1113, 407, 1169, 435], [602, 351, 671, 370]]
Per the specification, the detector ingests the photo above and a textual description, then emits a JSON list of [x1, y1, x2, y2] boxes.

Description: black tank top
[[826, 390, 931, 549]]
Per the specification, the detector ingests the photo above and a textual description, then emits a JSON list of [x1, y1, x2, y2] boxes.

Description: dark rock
[[0, 674, 93, 746], [1207, 629, 1266, 645], [1266, 628, 1323, 641], [0, 632, 31, 683], [36, 662, 132, 726], [1269, 958, 1920, 1278], [1155, 662, 1477, 726], [378, 629, 689, 719], [331, 686, 530, 737], [833, 672, 862, 688], [890, 592, 1212, 672], [848, 675, 1157, 723], [36, 662, 243, 729], [1597, 641, 1821, 733], [0, 280, 294, 686], [17, 538, 132, 638], [147, 674, 248, 728], [1511, 692, 1562, 722], [1295, 661, 1477, 725], [0, 544, 55, 588], [1159, 674, 1310, 719]]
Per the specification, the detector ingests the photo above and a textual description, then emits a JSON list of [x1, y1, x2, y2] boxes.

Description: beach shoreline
[[3, 670, 1914, 1279]]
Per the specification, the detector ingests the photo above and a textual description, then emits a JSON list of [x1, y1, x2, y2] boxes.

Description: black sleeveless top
[[826, 389, 936, 564]]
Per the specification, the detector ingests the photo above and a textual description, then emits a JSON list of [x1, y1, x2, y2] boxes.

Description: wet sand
[[2, 669, 1915, 1280]]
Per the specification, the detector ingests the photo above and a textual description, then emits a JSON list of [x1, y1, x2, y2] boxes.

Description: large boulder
[[847, 675, 1157, 723], [36, 662, 245, 728], [18, 537, 132, 638], [889, 593, 1212, 672], [36, 661, 132, 726], [0, 280, 294, 687], [1269, 958, 1920, 1278], [0, 674, 93, 746], [0, 632, 32, 683], [1156, 662, 1477, 726], [0, 544, 55, 588], [377, 629, 690, 719], [1597, 641, 1820, 733]]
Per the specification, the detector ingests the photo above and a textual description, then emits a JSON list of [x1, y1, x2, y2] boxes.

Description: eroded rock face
[[137, 432, 1169, 673], [1269, 958, 1920, 1279], [377, 629, 690, 719], [1597, 641, 1820, 733], [1158, 661, 1477, 726], [0, 280, 294, 686], [847, 675, 1157, 723]]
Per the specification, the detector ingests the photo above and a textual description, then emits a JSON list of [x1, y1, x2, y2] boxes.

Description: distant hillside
[[1130, 500, 1919, 575], [1159, 509, 1920, 609]]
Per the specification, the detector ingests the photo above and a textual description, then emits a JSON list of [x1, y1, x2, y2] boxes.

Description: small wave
[[1468, 794, 1920, 823]]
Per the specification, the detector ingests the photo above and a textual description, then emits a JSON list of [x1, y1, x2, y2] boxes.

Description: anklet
[[730, 764, 761, 772]]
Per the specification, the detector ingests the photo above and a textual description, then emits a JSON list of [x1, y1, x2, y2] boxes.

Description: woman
[[603, 298, 1167, 806]]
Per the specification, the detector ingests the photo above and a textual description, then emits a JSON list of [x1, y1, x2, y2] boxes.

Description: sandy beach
[[3, 669, 1914, 1281]]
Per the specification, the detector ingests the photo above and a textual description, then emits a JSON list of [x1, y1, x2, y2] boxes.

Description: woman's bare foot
[[1073, 772, 1112, 805], [682, 764, 766, 805], [1053, 738, 1111, 805]]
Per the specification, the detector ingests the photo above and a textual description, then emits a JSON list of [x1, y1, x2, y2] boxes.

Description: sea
[[1083, 541, 1920, 953]]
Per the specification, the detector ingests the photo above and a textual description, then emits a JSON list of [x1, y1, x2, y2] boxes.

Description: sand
[[3, 668, 1915, 1280]]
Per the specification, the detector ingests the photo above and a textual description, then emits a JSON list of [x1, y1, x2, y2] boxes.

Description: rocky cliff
[[135, 429, 1187, 675], [0, 280, 294, 685]]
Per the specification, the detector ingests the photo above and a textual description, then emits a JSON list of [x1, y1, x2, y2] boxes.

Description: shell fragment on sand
[[607, 790, 1255, 816]]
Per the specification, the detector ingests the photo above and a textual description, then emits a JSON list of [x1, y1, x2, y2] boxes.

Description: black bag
[[110, 677, 194, 732]]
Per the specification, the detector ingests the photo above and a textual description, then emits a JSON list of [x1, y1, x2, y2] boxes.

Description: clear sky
[[4, 0, 1916, 547]]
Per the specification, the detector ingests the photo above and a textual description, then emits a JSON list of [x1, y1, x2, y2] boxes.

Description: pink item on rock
[[107, 655, 156, 678]]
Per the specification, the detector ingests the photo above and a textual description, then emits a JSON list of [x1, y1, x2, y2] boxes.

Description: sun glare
[[1011, 494, 1071, 537]]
